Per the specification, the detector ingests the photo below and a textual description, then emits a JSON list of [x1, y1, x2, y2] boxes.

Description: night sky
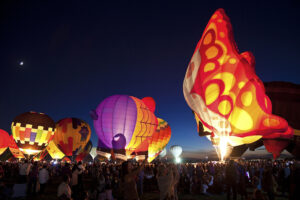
[[1, 0, 300, 155]]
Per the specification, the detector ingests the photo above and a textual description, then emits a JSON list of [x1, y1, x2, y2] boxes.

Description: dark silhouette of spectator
[[225, 160, 238, 200]]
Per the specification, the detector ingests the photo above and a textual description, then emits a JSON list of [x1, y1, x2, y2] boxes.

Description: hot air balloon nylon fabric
[[170, 145, 182, 158], [93, 95, 157, 156], [11, 112, 56, 155], [76, 141, 92, 162], [148, 118, 171, 162], [53, 118, 91, 157], [0, 129, 11, 155], [183, 9, 293, 152], [46, 141, 65, 159]]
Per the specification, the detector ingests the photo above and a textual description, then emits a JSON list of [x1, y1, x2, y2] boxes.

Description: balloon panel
[[76, 141, 92, 162], [148, 118, 171, 162], [94, 95, 137, 150], [53, 118, 91, 156], [126, 96, 157, 155], [8, 136, 24, 158], [183, 9, 293, 156], [90, 147, 97, 159], [0, 129, 10, 155], [11, 112, 55, 156], [46, 140, 65, 159]]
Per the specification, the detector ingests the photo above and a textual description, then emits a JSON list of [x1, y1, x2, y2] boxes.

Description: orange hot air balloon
[[183, 9, 293, 160], [148, 118, 171, 162], [53, 118, 91, 159]]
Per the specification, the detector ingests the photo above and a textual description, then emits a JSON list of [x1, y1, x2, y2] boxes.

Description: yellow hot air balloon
[[46, 140, 65, 159], [53, 118, 91, 158], [148, 118, 171, 162]]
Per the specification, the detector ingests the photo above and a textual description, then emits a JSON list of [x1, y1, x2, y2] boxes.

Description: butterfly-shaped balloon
[[183, 9, 293, 159]]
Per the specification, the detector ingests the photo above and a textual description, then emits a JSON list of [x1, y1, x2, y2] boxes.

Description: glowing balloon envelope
[[53, 118, 91, 157], [0, 129, 11, 155], [11, 112, 56, 157], [76, 141, 92, 162], [183, 9, 293, 159], [159, 148, 167, 158], [170, 145, 182, 158], [91, 95, 158, 159], [90, 147, 97, 159], [148, 118, 171, 162], [46, 140, 65, 159]]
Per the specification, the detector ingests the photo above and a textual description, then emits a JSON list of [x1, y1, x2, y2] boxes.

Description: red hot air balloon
[[183, 9, 293, 160]]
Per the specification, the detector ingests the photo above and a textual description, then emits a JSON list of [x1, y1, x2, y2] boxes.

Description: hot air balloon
[[148, 118, 171, 162], [33, 149, 51, 161], [46, 140, 65, 160], [90, 95, 158, 160], [53, 118, 91, 160], [170, 145, 182, 163], [11, 112, 56, 158], [183, 9, 293, 160], [90, 147, 97, 160], [264, 82, 300, 158], [8, 135, 25, 159], [0, 129, 11, 156], [159, 148, 167, 158], [76, 141, 92, 162]]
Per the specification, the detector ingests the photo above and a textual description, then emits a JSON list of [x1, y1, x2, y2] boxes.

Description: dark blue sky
[[1, 0, 300, 153]]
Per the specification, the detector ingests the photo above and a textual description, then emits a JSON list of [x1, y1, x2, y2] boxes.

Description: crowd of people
[[0, 158, 300, 200]]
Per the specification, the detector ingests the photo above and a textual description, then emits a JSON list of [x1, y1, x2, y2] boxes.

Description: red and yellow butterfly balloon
[[183, 9, 293, 159]]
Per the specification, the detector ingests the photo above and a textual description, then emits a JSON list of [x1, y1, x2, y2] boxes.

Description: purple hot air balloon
[[90, 95, 158, 156]]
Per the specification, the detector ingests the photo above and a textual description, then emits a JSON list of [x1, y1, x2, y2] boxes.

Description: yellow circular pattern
[[218, 100, 231, 115], [238, 81, 245, 89], [205, 46, 218, 59], [241, 91, 252, 107], [229, 107, 253, 131], [212, 72, 236, 94], [204, 63, 215, 72], [205, 83, 220, 105], [229, 58, 237, 64]]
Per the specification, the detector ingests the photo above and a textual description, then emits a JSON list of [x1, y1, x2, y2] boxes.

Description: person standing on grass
[[38, 164, 49, 195]]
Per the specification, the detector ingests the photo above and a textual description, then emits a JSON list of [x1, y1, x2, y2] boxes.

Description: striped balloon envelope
[[148, 118, 171, 162], [91, 95, 158, 159], [11, 112, 55, 157]]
